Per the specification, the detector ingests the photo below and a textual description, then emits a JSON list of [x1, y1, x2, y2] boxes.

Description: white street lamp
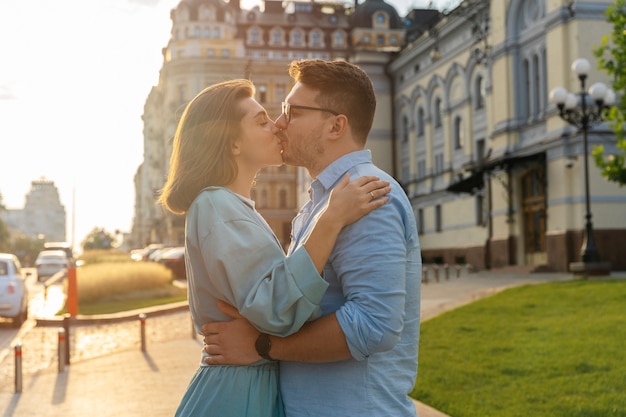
[[549, 58, 614, 267]]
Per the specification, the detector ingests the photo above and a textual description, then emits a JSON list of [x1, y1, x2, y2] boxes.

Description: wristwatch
[[255, 333, 274, 360]]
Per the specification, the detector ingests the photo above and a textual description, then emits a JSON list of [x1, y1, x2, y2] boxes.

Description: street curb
[[35, 301, 190, 327]]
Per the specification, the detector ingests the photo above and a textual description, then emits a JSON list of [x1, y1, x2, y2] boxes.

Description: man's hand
[[201, 300, 262, 365]]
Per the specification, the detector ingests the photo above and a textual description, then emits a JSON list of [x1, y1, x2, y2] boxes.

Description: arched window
[[248, 27, 262, 45], [433, 97, 442, 128], [402, 115, 409, 143], [309, 29, 323, 48], [332, 31, 345, 48], [475, 75, 485, 109], [290, 29, 304, 46], [271, 28, 283, 46], [454, 116, 463, 149], [417, 107, 425, 137]]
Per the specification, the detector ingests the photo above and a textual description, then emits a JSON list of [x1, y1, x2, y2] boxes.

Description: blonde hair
[[157, 79, 255, 214]]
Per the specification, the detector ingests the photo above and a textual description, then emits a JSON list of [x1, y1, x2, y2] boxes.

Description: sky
[[0, 0, 455, 252]]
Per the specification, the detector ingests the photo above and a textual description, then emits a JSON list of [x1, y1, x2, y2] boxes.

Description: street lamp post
[[549, 58, 615, 272]]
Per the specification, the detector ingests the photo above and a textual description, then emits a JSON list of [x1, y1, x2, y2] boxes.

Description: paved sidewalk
[[0, 272, 574, 417]]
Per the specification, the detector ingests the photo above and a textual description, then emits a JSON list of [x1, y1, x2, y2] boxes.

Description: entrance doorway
[[521, 167, 547, 266]]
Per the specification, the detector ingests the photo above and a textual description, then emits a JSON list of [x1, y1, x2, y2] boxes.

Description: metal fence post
[[139, 313, 147, 352], [58, 328, 66, 373], [63, 314, 71, 365], [14, 342, 22, 393]]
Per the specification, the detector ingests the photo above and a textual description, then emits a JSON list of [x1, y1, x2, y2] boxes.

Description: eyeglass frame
[[281, 102, 340, 124]]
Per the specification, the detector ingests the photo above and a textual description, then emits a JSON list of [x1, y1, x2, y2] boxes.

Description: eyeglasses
[[281, 102, 339, 124]]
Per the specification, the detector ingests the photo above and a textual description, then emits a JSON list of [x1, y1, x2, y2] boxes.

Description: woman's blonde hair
[[157, 79, 255, 214]]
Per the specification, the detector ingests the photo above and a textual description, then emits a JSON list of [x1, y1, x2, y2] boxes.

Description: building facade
[[132, 0, 625, 271], [132, 0, 404, 248], [391, 0, 625, 271], [1, 178, 67, 243]]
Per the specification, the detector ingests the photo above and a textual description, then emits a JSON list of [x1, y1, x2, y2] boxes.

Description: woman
[[157, 79, 389, 417]]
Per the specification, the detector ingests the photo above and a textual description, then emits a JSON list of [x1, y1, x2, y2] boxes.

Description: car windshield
[[0, 261, 7, 275]]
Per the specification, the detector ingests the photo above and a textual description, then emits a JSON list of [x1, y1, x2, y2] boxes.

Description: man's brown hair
[[289, 59, 376, 145]]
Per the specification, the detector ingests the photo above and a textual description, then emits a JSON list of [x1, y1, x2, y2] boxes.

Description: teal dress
[[174, 187, 328, 417]]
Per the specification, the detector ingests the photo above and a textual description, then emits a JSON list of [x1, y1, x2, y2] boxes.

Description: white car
[[0, 253, 29, 327], [35, 250, 69, 281]]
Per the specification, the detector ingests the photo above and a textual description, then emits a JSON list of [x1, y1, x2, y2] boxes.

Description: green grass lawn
[[411, 279, 626, 417]]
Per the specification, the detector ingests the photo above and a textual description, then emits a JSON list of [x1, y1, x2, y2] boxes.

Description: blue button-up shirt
[[281, 150, 422, 417]]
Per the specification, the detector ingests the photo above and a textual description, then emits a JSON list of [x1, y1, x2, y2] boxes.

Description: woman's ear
[[231, 139, 241, 156]]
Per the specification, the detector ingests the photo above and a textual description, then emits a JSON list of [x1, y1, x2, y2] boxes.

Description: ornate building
[[132, 0, 625, 272], [132, 0, 405, 248], [1, 178, 67, 243], [391, 0, 625, 271]]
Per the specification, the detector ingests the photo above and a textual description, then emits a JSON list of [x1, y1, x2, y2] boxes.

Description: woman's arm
[[303, 174, 389, 273]]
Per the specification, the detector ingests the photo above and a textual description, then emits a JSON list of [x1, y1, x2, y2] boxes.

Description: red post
[[67, 267, 78, 316]]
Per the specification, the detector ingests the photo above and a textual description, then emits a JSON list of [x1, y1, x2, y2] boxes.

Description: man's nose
[[274, 113, 288, 130]]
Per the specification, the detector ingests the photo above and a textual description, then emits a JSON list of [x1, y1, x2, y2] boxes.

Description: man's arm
[[202, 301, 350, 365]]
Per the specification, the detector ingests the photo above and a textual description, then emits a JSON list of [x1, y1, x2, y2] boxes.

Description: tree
[[593, 0, 626, 186], [81, 227, 117, 251]]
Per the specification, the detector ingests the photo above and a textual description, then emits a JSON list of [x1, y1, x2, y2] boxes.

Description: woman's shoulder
[[190, 187, 252, 217]]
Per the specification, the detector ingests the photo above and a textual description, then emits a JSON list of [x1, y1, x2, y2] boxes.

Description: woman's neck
[[227, 168, 258, 199]]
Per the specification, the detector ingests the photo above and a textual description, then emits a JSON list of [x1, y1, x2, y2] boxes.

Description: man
[[203, 59, 421, 416]]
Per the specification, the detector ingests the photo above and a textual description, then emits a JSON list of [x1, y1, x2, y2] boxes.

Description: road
[[0, 269, 65, 366]]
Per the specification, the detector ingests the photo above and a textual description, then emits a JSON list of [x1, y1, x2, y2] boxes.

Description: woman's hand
[[325, 174, 390, 228]]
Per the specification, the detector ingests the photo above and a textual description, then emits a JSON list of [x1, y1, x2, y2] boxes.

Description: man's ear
[[329, 114, 348, 138]]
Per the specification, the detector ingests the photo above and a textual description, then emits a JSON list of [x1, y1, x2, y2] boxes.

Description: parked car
[[35, 250, 69, 282], [43, 242, 75, 266], [130, 243, 164, 262], [158, 246, 186, 280], [0, 253, 29, 327]]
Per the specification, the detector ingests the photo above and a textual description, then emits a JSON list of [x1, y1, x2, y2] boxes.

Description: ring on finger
[[370, 191, 375, 200]]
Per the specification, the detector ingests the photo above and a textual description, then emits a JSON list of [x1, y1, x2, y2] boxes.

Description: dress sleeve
[[201, 217, 328, 337]]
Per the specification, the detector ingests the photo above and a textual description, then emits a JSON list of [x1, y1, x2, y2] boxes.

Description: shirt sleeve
[[332, 191, 410, 360], [200, 216, 328, 337]]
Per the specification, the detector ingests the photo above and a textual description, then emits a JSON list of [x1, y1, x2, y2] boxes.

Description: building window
[[221, 49, 230, 57], [417, 208, 424, 234], [417, 107, 425, 137], [279, 189, 287, 208], [433, 97, 442, 128], [476, 194, 484, 226], [417, 160, 426, 179], [434, 153, 444, 174], [475, 75, 485, 109], [377, 35, 385, 44], [453, 116, 463, 149], [248, 27, 262, 45], [435, 204, 442, 232], [290, 29, 304, 47], [271, 28, 283, 46], [402, 115, 409, 143], [332, 30, 345, 48], [373, 12, 388, 29], [258, 84, 267, 104], [309, 30, 323, 48]]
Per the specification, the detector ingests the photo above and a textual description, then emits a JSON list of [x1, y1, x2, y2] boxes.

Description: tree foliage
[[593, 0, 626, 186], [81, 227, 117, 251]]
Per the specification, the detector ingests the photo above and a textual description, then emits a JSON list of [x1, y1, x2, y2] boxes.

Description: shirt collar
[[309, 150, 372, 201]]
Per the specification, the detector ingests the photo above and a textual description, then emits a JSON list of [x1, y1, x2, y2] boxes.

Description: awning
[[446, 151, 545, 194], [446, 171, 484, 194]]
